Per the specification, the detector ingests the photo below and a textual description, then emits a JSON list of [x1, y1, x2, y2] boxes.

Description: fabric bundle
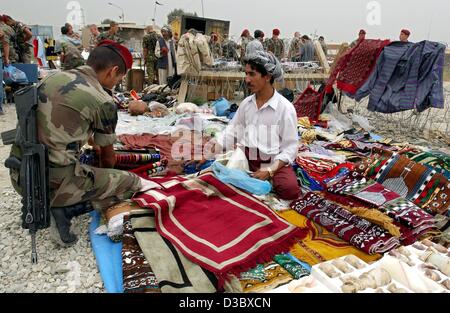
[[115, 153, 161, 165], [296, 156, 338, 174], [129, 160, 168, 179], [291, 192, 400, 254]]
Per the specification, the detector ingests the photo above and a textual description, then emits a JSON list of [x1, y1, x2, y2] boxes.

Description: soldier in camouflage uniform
[[0, 18, 18, 64], [9, 41, 143, 246], [57, 25, 85, 70], [97, 21, 124, 44], [239, 29, 253, 62], [209, 33, 222, 59], [142, 25, 159, 84], [3, 15, 33, 63], [88, 24, 100, 52], [288, 32, 303, 61], [265, 29, 285, 60]]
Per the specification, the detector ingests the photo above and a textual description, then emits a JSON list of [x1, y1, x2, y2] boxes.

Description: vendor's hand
[[4, 58, 10, 66], [251, 170, 271, 181]]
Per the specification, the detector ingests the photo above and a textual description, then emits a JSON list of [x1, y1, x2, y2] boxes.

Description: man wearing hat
[[155, 25, 177, 85], [97, 21, 124, 44], [3, 15, 33, 63], [245, 29, 265, 57], [400, 29, 411, 42], [265, 29, 285, 60], [350, 29, 366, 48], [9, 40, 146, 246], [209, 32, 222, 59], [142, 25, 160, 84], [239, 29, 253, 62], [0, 15, 18, 64], [212, 50, 301, 201]]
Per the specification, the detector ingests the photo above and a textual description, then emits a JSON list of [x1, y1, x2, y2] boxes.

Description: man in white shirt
[[214, 50, 301, 200], [155, 25, 177, 85]]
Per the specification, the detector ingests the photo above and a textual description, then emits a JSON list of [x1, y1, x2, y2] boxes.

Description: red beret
[[97, 40, 133, 70], [401, 29, 411, 36], [241, 29, 250, 37], [273, 28, 280, 36]]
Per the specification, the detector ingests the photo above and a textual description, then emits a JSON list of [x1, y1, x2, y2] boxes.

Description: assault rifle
[[1, 85, 50, 264]]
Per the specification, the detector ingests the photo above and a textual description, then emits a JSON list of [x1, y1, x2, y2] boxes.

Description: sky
[[1, 0, 449, 44]]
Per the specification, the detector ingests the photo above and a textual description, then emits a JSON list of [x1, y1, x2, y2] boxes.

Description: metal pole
[[153, 2, 157, 26], [201, 0, 205, 17]]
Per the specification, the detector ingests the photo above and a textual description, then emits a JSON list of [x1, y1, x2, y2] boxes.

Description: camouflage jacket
[[35, 65, 118, 171], [288, 37, 303, 60], [142, 31, 159, 60], [57, 36, 85, 70], [0, 22, 18, 62], [97, 31, 124, 44], [265, 38, 285, 60], [13, 22, 32, 51]]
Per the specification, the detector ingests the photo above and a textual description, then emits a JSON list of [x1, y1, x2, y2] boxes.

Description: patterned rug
[[293, 86, 324, 121], [278, 210, 382, 265], [122, 215, 160, 293], [326, 39, 391, 95], [132, 172, 307, 284], [130, 210, 218, 293], [291, 192, 400, 254], [376, 154, 436, 200]]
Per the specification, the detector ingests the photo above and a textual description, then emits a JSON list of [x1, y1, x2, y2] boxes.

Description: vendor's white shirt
[[218, 90, 299, 164]]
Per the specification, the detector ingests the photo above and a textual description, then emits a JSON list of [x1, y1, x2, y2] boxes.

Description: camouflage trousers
[[145, 58, 157, 83], [10, 163, 142, 212]]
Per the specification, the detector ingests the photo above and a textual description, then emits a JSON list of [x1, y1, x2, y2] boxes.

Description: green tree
[[167, 9, 197, 24], [101, 18, 115, 25]]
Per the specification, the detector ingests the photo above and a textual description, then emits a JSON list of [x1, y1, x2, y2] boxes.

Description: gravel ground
[[0, 103, 104, 293]]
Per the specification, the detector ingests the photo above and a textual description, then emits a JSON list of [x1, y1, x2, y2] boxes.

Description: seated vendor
[[8, 40, 149, 246], [213, 50, 301, 200]]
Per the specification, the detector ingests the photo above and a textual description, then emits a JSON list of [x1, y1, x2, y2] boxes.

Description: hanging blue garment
[[355, 41, 445, 113], [211, 161, 272, 195]]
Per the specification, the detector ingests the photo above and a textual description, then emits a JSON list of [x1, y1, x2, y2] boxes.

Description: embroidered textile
[[278, 210, 382, 265], [293, 86, 323, 121], [291, 193, 400, 254], [122, 215, 160, 293], [326, 39, 391, 95], [133, 172, 306, 282]]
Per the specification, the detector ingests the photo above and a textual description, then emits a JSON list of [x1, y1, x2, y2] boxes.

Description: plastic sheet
[[212, 161, 272, 195], [89, 211, 123, 293]]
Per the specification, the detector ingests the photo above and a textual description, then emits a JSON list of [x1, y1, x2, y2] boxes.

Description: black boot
[[50, 202, 94, 247]]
